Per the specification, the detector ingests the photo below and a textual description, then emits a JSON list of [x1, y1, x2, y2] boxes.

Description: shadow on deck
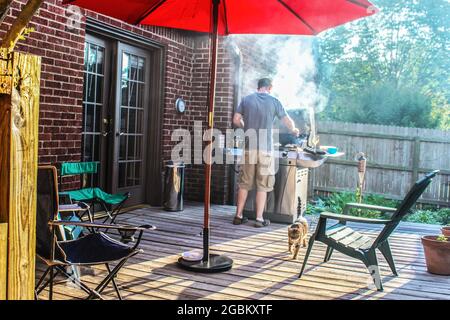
[[35, 202, 449, 300]]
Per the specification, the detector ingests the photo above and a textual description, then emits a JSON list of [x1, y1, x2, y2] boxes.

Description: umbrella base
[[177, 254, 233, 273]]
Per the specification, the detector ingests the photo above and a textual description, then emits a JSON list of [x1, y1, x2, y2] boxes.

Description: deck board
[[35, 202, 449, 300]]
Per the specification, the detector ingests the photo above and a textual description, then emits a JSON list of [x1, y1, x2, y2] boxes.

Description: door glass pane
[[129, 108, 136, 134], [83, 135, 92, 161], [130, 55, 138, 81], [119, 163, 126, 188], [120, 108, 128, 132], [127, 136, 135, 160], [96, 47, 104, 74], [118, 51, 147, 188], [121, 80, 129, 106], [87, 44, 97, 73], [122, 53, 129, 80], [119, 136, 127, 160], [129, 82, 137, 106], [84, 104, 94, 133], [86, 73, 95, 102], [82, 40, 106, 187], [96, 76, 103, 103], [138, 58, 145, 82], [127, 162, 135, 186], [137, 83, 144, 108]]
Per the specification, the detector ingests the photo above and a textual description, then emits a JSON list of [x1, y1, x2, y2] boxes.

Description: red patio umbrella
[[64, 0, 377, 272]]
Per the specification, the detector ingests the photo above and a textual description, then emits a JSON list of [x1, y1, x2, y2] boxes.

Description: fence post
[[411, 137, 421, 184]]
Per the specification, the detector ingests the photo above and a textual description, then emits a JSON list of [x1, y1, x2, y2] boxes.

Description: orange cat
[[288, 217, 309, 260]]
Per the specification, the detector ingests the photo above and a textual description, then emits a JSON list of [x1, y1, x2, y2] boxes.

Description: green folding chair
[[59, 162, 130, 226]]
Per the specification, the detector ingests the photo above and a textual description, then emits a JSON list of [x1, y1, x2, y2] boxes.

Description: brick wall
[[1, 0, 237, 203], [0, 0, 86, 190]]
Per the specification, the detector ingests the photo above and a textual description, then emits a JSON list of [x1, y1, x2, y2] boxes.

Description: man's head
[[257, 78, 273, 92]]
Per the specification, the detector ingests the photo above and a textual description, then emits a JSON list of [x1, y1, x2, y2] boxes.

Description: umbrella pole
[[178, 0, 233, 273]]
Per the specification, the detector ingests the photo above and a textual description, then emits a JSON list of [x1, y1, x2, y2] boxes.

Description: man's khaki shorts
[[238, 150, 276, 192]]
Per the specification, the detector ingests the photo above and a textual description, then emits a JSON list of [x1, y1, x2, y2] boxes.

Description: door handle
[[116, 131, 125, 137]]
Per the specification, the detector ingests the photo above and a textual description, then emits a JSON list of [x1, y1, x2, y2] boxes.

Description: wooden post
[[0, 223, 7, 300], [411, 137, 421, 184], [0, 49, 41, 300]]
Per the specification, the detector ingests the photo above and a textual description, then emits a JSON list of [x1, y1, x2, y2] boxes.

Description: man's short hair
[[258, 78, 273, 89]]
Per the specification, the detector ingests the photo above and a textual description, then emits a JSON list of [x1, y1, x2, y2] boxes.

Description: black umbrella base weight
[[177, 225, 233, 273], [178, 254, 233, 273]]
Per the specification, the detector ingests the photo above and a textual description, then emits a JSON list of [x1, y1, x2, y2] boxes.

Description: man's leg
[[255, 191, 267, 221], [235, 188, 249, 218], [254, 151, 274, 227], [234, 151, 255, 224]]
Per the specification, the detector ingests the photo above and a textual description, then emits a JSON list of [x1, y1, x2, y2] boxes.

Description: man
[[232, 78, 299, 227]]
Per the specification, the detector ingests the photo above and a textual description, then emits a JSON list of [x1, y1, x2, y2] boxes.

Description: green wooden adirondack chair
[[299, 170, 439, 291]]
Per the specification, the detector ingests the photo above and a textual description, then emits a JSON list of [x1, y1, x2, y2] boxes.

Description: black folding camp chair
[[299, 170, 439, 291], [35, 166, 155, 300], [59, 162, 130, 225]]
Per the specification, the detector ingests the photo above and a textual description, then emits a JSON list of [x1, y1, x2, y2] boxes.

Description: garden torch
[[357, 152, 367, 203]]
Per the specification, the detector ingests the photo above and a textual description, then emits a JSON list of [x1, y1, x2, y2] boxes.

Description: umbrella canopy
[[65, 0, 376, 35], [64, 0, 377, 272]]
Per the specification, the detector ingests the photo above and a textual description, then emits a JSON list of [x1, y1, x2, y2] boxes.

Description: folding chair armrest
[[343, 203, 397, 215], [320, 212, 391, 224], [58, 202, 90, 213], [49, 220, 156, 231]]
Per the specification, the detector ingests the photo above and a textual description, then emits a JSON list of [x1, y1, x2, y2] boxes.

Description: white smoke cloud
[[226, 35, 328, 114], [271, 36, 328, 113]]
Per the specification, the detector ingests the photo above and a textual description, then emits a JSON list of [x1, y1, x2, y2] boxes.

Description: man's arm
[[281, 115, 300, 136], [233, 112, 245, 128]]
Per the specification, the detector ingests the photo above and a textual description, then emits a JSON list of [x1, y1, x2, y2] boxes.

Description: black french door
[[82, 35, 151, 205], [113, 43, 151, 204]]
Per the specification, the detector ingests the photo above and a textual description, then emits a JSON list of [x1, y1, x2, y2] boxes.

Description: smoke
[[226, 35, 328, 114], [271, 37, 328, 113]]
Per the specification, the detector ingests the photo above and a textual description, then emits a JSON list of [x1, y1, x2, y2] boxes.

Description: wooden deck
[[36, 202, 450, 300]]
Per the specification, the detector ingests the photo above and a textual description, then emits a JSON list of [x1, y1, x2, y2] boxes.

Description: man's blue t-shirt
[[236, 92, 287, 151]]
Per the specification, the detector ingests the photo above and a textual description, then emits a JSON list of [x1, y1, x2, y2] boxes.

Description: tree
[[0, 0, 43, 50], [318, 0, 450, 129], [329, 82, 438, 128]]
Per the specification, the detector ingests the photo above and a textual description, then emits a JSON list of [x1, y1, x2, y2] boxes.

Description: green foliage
[[306, 191, 398, 219], [317, 0, 450, 130], [9, 27, 35, 52], [324, 82, 439, 128], [306, 191, 450, 225], [436, 235, 448, 242], [405, 208, 450, 225]]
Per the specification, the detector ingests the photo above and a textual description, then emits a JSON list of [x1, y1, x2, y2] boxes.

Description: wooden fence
[[310, 121, 450, 206]]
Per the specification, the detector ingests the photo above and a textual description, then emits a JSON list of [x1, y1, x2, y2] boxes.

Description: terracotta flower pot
[[421, 236, 450, 275], [441, 226, 450, 237]]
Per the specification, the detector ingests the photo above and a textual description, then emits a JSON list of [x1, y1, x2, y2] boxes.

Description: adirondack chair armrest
[[343, 203, 397, 215], [49, 220, 156, 232], [320, 212, 391, 224]]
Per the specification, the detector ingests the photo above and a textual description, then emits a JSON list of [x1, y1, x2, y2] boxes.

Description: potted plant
[[421, 234, 450, 275], [441, 224, 450, 237]]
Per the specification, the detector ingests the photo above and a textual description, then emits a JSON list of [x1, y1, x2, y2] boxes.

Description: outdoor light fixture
[[175, 97, 186, 114]]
